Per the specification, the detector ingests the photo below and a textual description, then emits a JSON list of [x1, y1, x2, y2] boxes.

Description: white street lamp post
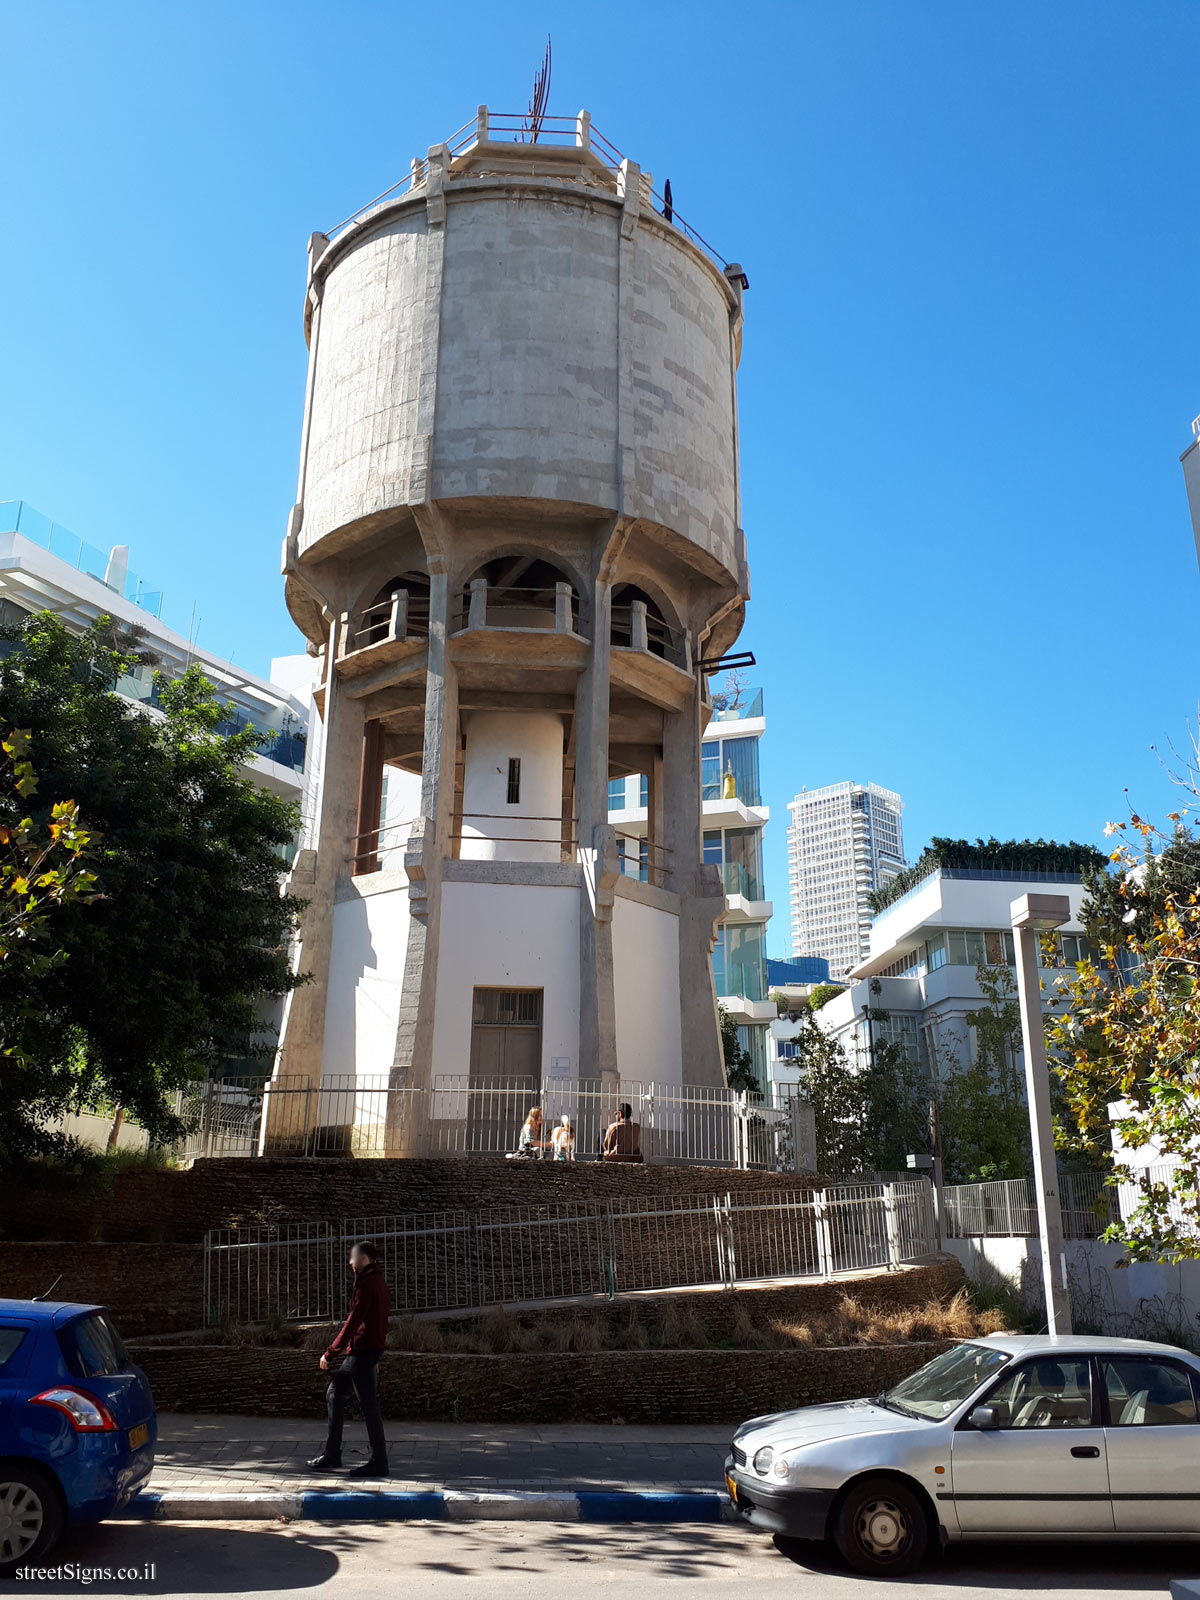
[[1010, 892, 1073, 1335]]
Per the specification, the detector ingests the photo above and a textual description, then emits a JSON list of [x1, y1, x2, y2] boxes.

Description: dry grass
[[373, 1286, 1004, 1354], [771, 1288, 1007, 1350], [219, 1285, 1006, 1353]]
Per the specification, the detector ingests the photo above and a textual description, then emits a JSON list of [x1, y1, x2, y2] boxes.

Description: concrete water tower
[[273, 105, 751, 1155]]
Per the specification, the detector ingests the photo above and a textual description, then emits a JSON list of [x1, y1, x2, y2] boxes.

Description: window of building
[[725, 827, 764, 899], [738, 1023, 768, 1082], [506, 758, 521, 805], [703, 830, 723, 866], [721, 737, 761, 807], [1058, 933, 1093, 966], [701, 741, 721, 800], [926, 934, 947, 971], [608, 777, 626, 811], [944, 929, 1016, 968]]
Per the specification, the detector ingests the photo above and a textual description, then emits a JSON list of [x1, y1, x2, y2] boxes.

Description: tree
[[1, 729, 100, 1166], [0, 615, 305, 1165], [779, 1002, 927, 1178], [718, 1004, 759, 1093], [934, 963, 1032, 1184], [1052, 812, 1200, 1261], [807, 983, 845, 1012], [1, 728, 96, 961]]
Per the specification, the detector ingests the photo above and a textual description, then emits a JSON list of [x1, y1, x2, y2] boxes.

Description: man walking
[[307, 1240, 390, 1478]]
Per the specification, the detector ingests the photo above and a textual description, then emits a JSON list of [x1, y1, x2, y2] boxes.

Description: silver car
[[725, 1333, 1200, 1576]]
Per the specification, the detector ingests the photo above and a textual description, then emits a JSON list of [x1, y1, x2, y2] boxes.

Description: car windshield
[[881, 1342, 1011, 1421]]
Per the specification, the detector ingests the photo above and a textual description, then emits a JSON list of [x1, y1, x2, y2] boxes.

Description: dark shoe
[[346, 1459, 389, 1479], [307, 1454, 342, 1471]]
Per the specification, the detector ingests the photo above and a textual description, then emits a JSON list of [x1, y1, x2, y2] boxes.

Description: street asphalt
[[14, 1518, 1200, 1599]]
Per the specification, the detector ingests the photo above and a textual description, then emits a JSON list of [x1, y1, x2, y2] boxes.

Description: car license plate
[[725, 1473, 737, 1503], [129, 1423, 149, 1451]]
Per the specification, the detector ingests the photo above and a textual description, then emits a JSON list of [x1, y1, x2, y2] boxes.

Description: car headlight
[[752, 1446, 774, 1474], [773, 1458, 790, 1478]]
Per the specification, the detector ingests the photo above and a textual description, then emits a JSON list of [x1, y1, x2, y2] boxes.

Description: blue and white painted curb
[[123, 1488, 736, 1524]]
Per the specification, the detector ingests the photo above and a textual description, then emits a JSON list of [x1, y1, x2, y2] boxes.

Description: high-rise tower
[[786, 782, 906, 978], [273, 107, 751, 1152]]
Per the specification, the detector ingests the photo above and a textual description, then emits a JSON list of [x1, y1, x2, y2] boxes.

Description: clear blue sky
[[5, 1, 1198, 945]]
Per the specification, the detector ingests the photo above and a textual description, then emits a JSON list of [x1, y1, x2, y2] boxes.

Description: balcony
[[609, 598, 694, 712], [709, 687, 763, 723], [449, 572, 590, 676], [337, 584, 430, 682]]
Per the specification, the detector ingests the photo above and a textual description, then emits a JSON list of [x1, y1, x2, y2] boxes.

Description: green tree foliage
[[807, 983, 846, 1012], [934, 963, 1032, 1184], [1052, 814, 1200, 1261], [1, 728, 96, 960], [0, 615, 305, 1165], [718, 1003, 759, 1093], [869, 837, 1107, 916], [781, 1003, 928, 1178]]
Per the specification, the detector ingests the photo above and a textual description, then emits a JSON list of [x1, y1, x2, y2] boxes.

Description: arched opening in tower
[[356, 571, 431, 648], [459, 556, 578, 633], [610, 583, 683, 666]]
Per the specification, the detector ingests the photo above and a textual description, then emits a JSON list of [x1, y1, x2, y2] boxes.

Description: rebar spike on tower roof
[[521, 36, 552, 143]]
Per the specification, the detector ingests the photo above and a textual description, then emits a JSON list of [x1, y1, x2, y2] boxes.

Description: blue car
[[0, 1300, 156, 1574]]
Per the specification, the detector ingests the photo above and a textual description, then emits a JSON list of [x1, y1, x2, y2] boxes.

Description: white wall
[[433, 881, 580, 1078], [612, 896, 683, 1086], [947, 1235, 1200, 1341], [869, 874, 1088, 962], [321, 879, 411, 1082], [460, 709, 563, 864]]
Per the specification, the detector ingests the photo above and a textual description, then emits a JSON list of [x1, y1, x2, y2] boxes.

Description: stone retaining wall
[[134, 1341, 953, 1425], [0, 1243, 204, 1335], [1, 1158, 820, 1243]]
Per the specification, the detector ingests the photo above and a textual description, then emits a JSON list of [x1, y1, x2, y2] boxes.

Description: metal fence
[[203, 1179, 938, 1327], [171, 1075, 817, 1174], [943, 1173, 1121, 1241]]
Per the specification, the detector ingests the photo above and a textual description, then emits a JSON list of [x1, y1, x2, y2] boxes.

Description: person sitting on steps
[[601, 1103, 643, 1162]]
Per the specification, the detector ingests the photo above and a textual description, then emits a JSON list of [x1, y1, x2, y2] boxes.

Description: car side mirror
[[968, 1404, 1000, 1431]]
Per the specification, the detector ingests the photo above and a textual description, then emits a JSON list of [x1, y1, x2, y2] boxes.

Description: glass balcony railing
[[113, 664, 306, 776], [1, 500, 164, 618], [710, 687, 763, 722], [215, 710, 307, 775], [718, 861, 764, 901]]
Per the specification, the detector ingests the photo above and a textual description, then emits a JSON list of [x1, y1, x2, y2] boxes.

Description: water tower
[[273, 106, 751, 1154]]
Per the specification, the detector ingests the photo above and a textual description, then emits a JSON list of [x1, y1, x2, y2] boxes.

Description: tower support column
[[387, 547, 459, 1154], [268, 613, 365, 1138], [664, 682, 726, 1089], [576, 571, 619, 1086]]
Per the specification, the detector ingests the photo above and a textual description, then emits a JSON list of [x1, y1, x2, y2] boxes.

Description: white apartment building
[[0, 499, 316, 1148], [816, 854, 1092, 1097], [786, 781, 906, 978], [608, 684, 775, 1085], [0, 499, 311, 820]]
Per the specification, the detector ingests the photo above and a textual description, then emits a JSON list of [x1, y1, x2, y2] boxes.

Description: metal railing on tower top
[[323, 107, 731, 273]]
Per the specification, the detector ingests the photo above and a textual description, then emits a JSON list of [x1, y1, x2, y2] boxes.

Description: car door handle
[[1071, 1446, 1100, 1458]]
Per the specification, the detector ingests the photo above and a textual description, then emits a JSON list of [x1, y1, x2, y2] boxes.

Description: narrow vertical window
[[506, 758, 521, 805]]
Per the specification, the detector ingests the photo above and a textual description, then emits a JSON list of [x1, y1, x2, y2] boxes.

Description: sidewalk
[[130, 1415, 736, 1523]]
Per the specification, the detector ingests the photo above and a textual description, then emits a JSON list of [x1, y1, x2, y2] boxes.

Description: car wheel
[[0, 1464, 64, 1577], [832, 1476, 929, 1578]]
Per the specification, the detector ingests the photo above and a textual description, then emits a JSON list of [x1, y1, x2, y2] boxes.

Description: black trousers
[[324, 1351, 387, 1465]]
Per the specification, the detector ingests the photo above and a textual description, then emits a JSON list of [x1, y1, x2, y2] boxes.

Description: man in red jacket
[[308, 1240, 391, 1478]]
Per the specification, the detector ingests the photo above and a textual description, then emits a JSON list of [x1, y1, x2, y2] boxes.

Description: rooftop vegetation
[[868, 836, 1108, 916]]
